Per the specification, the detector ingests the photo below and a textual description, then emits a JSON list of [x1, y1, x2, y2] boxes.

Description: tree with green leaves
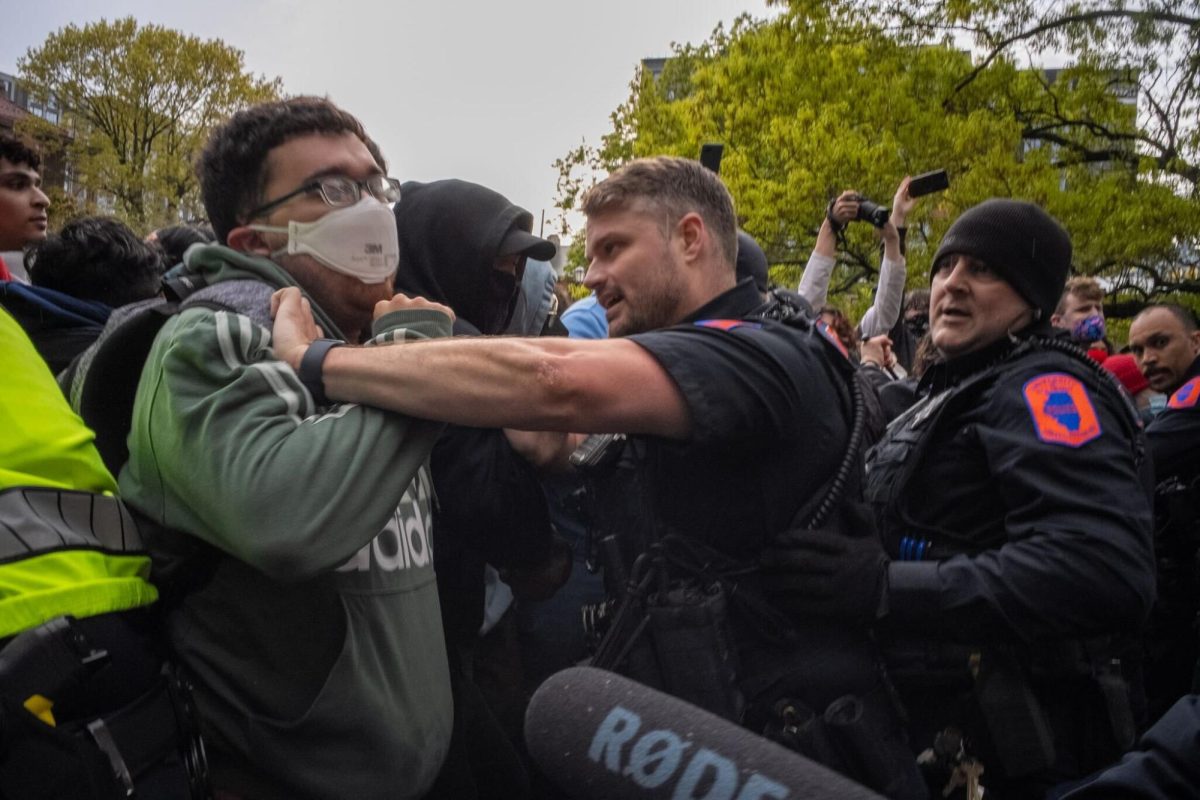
[[18, 17, 281, 232], [556, 1, 1199, 322], [870, 0, 1200, 316]]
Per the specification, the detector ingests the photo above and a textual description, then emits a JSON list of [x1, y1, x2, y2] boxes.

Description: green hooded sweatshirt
[[118, 245, 453, 799]]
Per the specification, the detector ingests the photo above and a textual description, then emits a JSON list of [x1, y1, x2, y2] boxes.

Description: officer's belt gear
[[0, 615, 208, 799], [589, 535, 754, 723], [0, 484, 209, 797]]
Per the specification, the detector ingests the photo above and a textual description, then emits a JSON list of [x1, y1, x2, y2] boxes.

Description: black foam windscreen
[[525, 666, 884, 799]]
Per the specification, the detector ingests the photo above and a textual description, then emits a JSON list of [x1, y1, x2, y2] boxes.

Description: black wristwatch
[[298, 338, 345, 407]]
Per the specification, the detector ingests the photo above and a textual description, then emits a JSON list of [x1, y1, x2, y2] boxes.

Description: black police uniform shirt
[[866, 335, 1155, 644], [1145, 355, 1200, 483], [626, 277, 851, 560], [619, 279, 932, 800]]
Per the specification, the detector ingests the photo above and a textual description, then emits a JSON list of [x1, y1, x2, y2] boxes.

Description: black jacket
[[0, 281, 110, 374], [392, 179, 558, 644], [866, 334, 1155, 794], [1141, 355, 1200, 722], [1146, 355, 1200, 482], [868, 334, 1155, 643]]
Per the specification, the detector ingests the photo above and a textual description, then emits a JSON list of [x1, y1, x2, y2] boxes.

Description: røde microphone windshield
[[525, 666, 883, 799]]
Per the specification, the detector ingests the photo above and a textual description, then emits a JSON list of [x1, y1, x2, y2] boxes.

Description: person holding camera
[[798, 177, 916, 343]]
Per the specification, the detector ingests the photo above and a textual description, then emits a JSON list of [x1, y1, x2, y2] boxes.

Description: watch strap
[[298, 338, 345, 407]]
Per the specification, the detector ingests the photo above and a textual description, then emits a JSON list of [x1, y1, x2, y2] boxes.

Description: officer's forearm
[[321, 337, 578, 430], [319, 336, 691, 438]]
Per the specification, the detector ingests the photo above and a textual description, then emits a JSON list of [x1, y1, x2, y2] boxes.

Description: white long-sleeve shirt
[[797, 251, 907, 338]]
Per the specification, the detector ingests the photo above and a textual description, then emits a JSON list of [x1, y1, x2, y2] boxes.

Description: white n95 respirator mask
[[252, 197, 399, 284]]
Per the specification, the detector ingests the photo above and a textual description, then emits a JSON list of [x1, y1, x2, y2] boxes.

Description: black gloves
[[760, 526, 890, 624]]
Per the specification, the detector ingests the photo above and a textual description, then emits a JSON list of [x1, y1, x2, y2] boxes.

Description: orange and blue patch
[[1168, 377, 1200, 410], [695, 319, 761, 332], [1022, 373, 1102, 447], [815, 320, 850, 359]]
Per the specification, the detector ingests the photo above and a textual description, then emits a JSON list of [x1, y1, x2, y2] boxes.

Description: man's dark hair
[[197, 96, 386, 245], [1136, 303, 1199, 333], [0, 131, 41, 170], [27, 216, 164, 307], [152, 223, 215, 266], [903, 288, 930, 315], [818, 305, 859, 351]]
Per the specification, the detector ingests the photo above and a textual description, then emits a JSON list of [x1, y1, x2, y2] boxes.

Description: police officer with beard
[[761, 200, 1155, 798], [272, 156, 926, 799]]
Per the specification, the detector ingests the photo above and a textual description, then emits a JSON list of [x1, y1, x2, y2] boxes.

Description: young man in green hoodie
[[111, 97, 456, 799]]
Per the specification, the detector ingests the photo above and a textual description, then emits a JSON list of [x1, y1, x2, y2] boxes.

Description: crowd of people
[[1, 95, 1198, 800]]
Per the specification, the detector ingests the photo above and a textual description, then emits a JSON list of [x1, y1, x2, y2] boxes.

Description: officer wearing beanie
[[760, 200, 1155, 798]]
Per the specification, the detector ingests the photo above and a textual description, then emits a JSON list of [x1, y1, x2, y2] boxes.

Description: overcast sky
[[2, 0, 773, 238]]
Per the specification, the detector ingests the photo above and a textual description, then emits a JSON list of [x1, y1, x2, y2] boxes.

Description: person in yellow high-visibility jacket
[[0, 307, 157, 639], [1, 308, 184, 799]]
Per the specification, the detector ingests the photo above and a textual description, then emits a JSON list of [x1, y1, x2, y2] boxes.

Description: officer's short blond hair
[[581, 156, 738, 267]]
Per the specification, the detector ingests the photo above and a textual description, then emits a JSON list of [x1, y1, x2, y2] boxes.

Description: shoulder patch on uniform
[[815, 320, 849, 359], [1168, 377, 1200, 410], [694, 319, 761, 332], [1022, 373, 1102, 447]]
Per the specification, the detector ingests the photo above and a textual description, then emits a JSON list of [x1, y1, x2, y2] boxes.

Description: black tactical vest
[[865, 339, 1142, 562]]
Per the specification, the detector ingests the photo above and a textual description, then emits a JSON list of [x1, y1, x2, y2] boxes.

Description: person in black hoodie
[[393, 179, 569, 800], [395, 179, 555, 337]]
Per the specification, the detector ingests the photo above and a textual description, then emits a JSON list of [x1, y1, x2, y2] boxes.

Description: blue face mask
[[1072, 314, 1106, 343]]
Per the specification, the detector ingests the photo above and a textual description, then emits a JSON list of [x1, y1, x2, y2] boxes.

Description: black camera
[[853, 195, 890, 228]]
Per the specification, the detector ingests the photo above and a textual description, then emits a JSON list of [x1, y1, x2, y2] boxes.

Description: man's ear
[[1050, 313, 1063, 328], [1189, 328, 1200, 356], [226, 225, 274, 256], [673, 212, 706, 263]]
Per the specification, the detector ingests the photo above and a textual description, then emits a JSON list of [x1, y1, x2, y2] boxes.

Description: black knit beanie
[[931, 199, 1071, 320]]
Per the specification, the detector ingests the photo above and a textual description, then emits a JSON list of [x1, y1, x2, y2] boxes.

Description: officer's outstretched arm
[[272, 286, 692, 439]]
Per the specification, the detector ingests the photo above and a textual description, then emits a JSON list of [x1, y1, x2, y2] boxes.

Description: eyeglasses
[[246, 174, 402, 219]]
